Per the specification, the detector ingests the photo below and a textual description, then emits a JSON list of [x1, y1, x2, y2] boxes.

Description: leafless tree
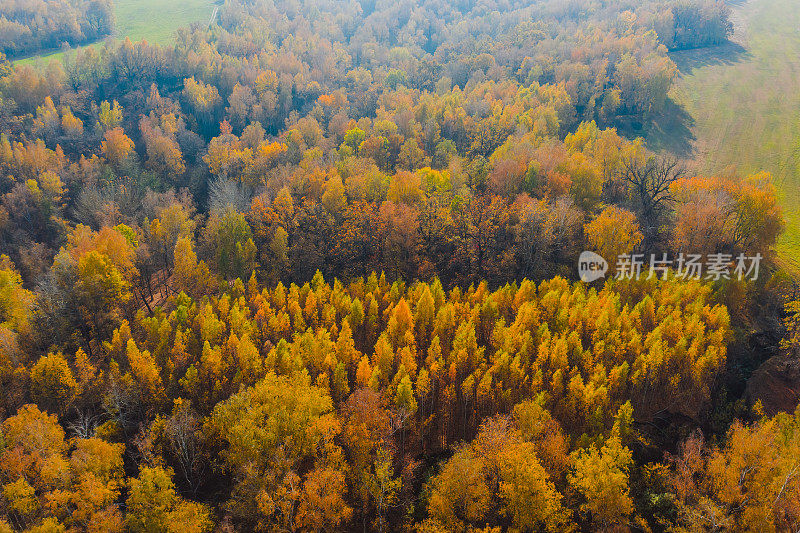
[[208, 177, 251, 214], [618, 154, 686, 245], [164, 402, 207, 495], [67, 409, 104, 439]]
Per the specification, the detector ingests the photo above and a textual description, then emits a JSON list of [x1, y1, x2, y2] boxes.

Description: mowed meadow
[[113, 0, 218, 44], [15, 0, 218, 65], [648, 0, 800, 268]]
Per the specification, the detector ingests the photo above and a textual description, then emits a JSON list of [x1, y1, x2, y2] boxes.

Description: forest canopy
[[0, 0, 796, 531], [0, 0, 114, 57]]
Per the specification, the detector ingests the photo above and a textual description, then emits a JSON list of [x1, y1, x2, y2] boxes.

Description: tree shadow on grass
[[669, 40, 749, 76], [617, 98, 697, 159], [642, 98, 697, 158], [632, 40, 750, 158]]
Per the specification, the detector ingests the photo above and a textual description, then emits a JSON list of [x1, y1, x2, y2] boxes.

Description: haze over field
[[15, 0, 217, 65], [647, 0, 800, 269]]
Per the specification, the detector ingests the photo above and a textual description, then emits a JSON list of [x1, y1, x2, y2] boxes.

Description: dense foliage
[[0, 0, 114, 57], [0, 264, 740, 530], [0, 0, 794, 531]]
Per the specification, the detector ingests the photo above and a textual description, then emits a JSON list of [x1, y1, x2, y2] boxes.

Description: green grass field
[[16, 0, 218, 66], [645, 0, 800, 269]]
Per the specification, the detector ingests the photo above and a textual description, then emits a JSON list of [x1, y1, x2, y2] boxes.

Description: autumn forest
[[0, 0, 797, 531]]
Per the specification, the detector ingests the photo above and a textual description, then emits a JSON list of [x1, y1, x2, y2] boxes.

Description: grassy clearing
[[645, 0, 800, 269], [15, 0, 217, 66], [114, 0, 218, 44]]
